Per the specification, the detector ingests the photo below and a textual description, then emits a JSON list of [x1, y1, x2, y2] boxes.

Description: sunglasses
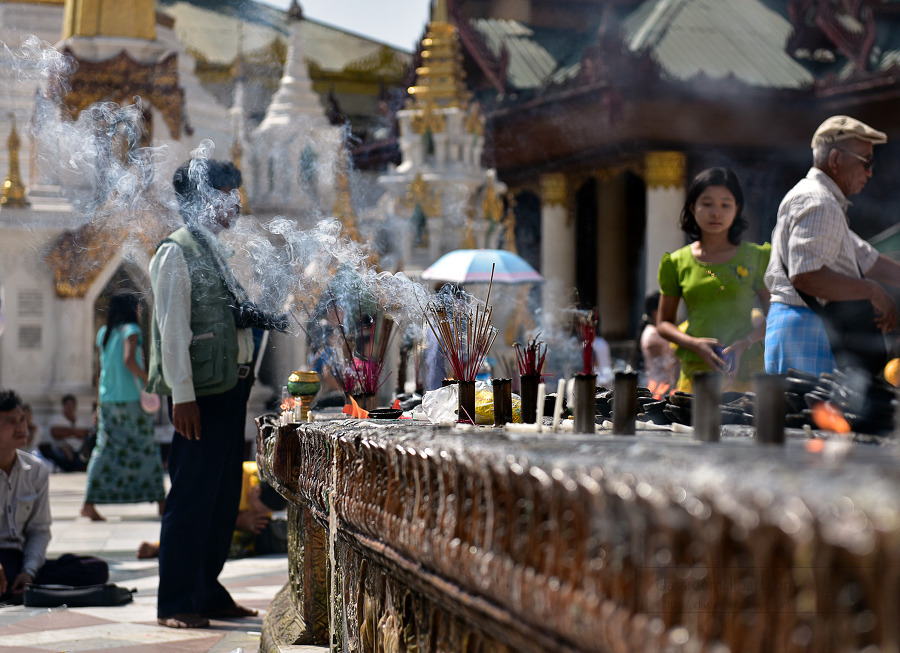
[[836, 148, 875, 172]]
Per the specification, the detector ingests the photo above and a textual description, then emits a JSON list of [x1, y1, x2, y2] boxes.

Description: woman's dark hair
[[679, 167, 747, 245], [102, 291, 141, 348]]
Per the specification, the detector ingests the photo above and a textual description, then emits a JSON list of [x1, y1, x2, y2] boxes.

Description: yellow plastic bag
[[474, 381, 522, 424]]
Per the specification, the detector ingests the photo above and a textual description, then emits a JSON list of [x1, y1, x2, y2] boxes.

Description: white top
[[765, 167, 879, 306], [0, 451, 51, 577], [48, 412, 88, 450], [150, 241, 254, 405]]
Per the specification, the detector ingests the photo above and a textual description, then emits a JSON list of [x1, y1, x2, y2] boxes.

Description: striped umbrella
[[421, 249, 543, 285]]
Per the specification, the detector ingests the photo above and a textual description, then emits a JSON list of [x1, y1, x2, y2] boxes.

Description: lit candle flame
[[811, 401, 850, 434]]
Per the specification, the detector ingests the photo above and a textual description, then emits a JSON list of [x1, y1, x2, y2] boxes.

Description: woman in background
[[81, 291, 165, 521], [657, 167, 770, 392], [630, 292, 678, 397]]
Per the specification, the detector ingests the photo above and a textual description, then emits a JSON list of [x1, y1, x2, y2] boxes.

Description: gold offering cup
[[287, 370, 320, 422]]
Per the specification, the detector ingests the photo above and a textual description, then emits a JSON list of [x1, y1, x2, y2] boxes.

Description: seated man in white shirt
[[46, 394, 91, 472], [0, 389, 107, 604]]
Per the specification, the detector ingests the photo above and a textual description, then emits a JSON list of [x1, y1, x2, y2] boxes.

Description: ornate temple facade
[[0, 0, 413, 427]]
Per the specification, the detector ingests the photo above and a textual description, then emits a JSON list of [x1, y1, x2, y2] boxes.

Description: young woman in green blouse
[[657, 167, 770, 393]]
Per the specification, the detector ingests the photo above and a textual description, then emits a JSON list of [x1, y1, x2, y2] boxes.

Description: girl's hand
[[693, 337, 727, 372], [723, 337, 752, 379]]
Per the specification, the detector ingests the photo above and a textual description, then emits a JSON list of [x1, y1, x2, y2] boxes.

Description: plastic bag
[[421, 384, 459, 424], [420, 382, 522, 425], [474, 381, 522, 424]]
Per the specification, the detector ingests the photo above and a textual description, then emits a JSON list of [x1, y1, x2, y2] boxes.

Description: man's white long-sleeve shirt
[[0, 451, 51, 577], [149, 241, 254, 405]]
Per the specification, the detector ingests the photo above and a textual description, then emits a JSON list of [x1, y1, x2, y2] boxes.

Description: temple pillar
[[644, 151, 686, 295], [596, 173, 629, 338], [540, 173, 575, 328]]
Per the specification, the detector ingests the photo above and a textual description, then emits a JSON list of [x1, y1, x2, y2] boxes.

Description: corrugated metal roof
[[470, 0, 815, 93], [158, 0, 410, 71], [472, 18, 597, 90], [622, 0, 814, 88]]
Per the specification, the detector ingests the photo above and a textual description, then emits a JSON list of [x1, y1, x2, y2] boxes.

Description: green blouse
[[658, 241, 771, 387]]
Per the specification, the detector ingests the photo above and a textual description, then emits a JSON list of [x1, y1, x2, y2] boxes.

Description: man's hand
[[868, 280, 898, 332], [235, 509, 270, 535], [172, 401, 202, 441], [10, 571, 33, 597]]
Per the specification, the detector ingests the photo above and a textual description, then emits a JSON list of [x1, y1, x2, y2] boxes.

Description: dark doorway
[[575, 177, 598, 309]]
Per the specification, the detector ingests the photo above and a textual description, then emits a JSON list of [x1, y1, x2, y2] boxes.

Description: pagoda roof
[[156, 0, 412, 74]]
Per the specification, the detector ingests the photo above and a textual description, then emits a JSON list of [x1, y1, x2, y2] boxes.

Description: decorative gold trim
[[644, 151, 686, 190], [1, 115, 28, 208], [344, 45, 410, 78], [410, 98, 446, 135], [399, 174, 441, 218], [62, 48, 184, 140], [539, 173, 567, 208], [464, 102, 483, 136], [44, 197, 171, 298], [62, 0, 156, 41]]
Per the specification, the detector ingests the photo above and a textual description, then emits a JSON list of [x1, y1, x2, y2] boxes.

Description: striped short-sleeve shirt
[[765, 167, 879, 307]]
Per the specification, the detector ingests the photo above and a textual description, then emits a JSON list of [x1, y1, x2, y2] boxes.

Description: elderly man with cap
[[765, 115, 900, 377]]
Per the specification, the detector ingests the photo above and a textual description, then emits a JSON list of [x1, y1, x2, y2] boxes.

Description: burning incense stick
[[513, 334, 547, 377], [576, 308, 598, 376], [424, 278, 498, 383], [326, 291, 395, 396]]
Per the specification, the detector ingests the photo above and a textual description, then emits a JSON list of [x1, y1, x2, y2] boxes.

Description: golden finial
[[434, 0, 449, 23], [2, 114, 28, 208], [407, 0, 470, 109], [482, 171, 504, 223]]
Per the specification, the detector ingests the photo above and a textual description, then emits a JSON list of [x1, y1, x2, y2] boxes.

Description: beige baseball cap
[[811, 115, 887, 148]]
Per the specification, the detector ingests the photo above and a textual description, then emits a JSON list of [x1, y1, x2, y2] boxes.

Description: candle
[[552, 378, 565, 431], [536, 382, 546, 433]]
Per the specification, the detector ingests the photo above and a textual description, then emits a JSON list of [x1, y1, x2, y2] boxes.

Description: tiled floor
[[0, 472, 319, 652]]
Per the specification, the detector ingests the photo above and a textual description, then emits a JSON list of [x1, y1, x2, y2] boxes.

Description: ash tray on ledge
[[368, 408, 403, 420]]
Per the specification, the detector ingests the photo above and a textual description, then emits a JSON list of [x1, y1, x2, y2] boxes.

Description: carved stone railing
[[257, 416, 900, 653]]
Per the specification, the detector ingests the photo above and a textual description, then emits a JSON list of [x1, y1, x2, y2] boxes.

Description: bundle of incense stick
[[328, 293, 395, 395], [424, 272, 498, 382], [577, 308, 599, 375], [513, 334, 547, 377]]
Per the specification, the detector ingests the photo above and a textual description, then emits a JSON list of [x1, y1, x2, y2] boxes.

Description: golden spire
[[333, 150, 360, 242], [62, 0, 157, 41], [2, 115, 28, 208], [407, 0, 470, 109]]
